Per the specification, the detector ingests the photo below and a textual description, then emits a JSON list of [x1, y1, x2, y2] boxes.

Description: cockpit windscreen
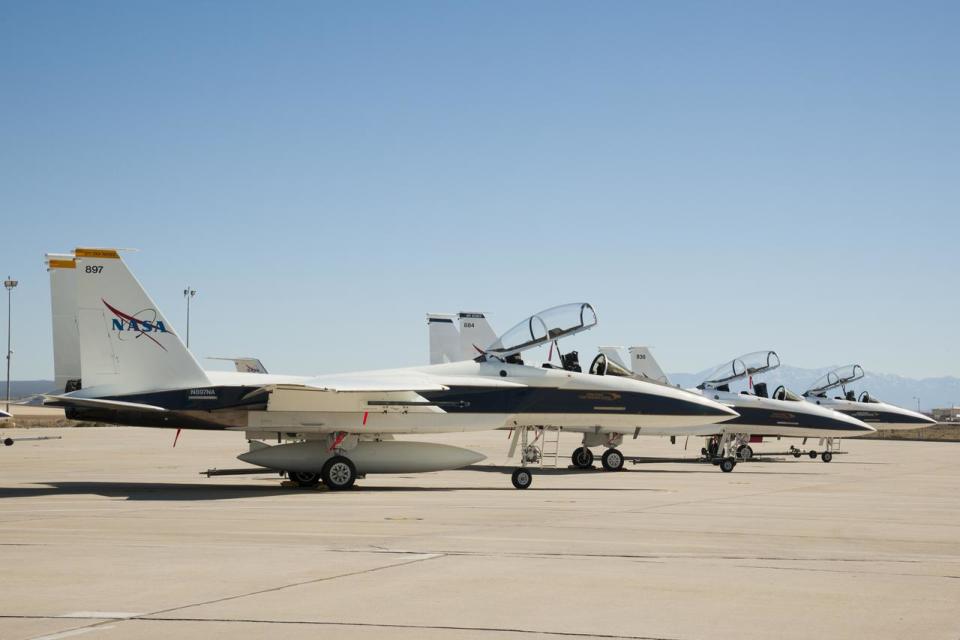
[[698, 351, 780, 389], [803, 364, 865, 396], [483, 303, 598, 358]]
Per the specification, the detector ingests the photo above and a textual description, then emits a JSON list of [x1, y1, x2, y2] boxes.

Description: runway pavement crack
[[140, 551, 446, 618]]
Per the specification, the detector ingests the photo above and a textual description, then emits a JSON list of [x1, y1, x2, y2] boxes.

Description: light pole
[[913, 396, 921, 412], [4, 276, 18, 413], [183, 286, 197, 349]]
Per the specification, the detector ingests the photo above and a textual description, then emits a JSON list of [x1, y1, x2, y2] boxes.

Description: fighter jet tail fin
[[73, 248, 210, 393], [428, 311, 498, 363], [456, 312, 496, 360], [628, 346, 670, 384], [46, 253, 82, 393], [427, 314, 460, 364]]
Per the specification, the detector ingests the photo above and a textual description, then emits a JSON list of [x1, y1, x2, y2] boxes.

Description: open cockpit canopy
[[482, 303, 597, 359], [803, 364, 865, 397], [698, 351, 780, 390]]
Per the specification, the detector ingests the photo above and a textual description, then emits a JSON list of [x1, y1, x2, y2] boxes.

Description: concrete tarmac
[[1, 427, 958, 640]]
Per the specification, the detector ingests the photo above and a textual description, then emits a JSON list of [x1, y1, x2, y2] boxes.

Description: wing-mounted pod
[[480, 303, 598, 363], [803, 364, 865, 399], [697, 351, 780, 391]]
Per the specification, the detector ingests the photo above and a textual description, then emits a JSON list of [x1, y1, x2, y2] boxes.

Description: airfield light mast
[[4, 276, 18, 413], [183, 286, 197, 349]]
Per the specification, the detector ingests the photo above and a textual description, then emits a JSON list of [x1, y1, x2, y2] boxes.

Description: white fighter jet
[[427, 313, 763, 472], [593, 347, 877, 468], [44, 248, 738, 490], [430, 317, 873, 472], [676, 351, 874, 467], [802, 365, 936, 430]]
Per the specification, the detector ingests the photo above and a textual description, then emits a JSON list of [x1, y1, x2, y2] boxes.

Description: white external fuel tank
[[238, 440, 486, 474]]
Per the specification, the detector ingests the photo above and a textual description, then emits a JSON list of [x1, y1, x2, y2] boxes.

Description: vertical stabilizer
[[46, 253, 81, 392], [628, 346, 670, 384], [74, 248, 210, 393], [457, 312, 496, 360], [427, 314, 460, 364]]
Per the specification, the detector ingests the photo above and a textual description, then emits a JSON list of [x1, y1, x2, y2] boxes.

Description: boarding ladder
[[510, 425, 562, 468], [539, 425, 561, 468]]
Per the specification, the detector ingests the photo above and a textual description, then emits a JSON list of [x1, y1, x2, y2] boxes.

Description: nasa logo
[[579, 392, 622, 402], [103, 299, 170, 351], [769, 411, 797, 421]]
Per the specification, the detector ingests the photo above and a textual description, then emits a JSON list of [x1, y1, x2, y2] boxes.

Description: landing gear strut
[[710, 433, 738, 473]]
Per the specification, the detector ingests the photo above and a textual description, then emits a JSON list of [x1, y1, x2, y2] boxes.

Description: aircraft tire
[[511, 468, 533, 489], [321, 456, 357, 490], [808, 450, 818, 459], [3, 438, 13, 447], [720, 458, 736, 473], [792, 450, 802, 458], [821, 451, 833, 463], [288, 470, 321, 488], [571, 447, 594, 469], [737, 445, 753, 461], [601, 448, 624, 471]]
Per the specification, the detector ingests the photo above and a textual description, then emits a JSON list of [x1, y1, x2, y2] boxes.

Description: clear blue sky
[[2, 0, 958, 381]]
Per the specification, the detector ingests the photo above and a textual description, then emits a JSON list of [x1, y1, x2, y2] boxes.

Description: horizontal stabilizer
[[208, 357, 268, 374]]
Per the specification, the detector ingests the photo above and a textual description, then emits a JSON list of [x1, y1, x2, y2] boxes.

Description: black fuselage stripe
[[838, 409, 931, 425], [725, 406, 869, 431]]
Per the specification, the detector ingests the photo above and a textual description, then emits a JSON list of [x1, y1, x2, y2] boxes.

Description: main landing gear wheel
[[719, 458, 736, 473], [821, 451, 833, 463], [321, 456, 357, 490], [736, 444, 754, 461], [571, 447, 594, 469], [288, 470, 320, 488], [808, 450, 818, 460], [792, 450, 802, 458], [601, 448, 624, 471], [511, 468, 533, 489]]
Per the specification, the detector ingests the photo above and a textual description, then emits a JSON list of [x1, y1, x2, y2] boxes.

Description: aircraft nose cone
[[686, 392, 739, 420], [837, 413, 875, 434]]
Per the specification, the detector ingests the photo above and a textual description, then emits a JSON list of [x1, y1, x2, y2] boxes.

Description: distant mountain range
[[6, 369, 960, 411], [668, 366, 960, 411], [4, 380, 58, 401]]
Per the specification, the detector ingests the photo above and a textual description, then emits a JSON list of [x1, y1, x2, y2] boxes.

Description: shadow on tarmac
[[0, 480, 683, 500]]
